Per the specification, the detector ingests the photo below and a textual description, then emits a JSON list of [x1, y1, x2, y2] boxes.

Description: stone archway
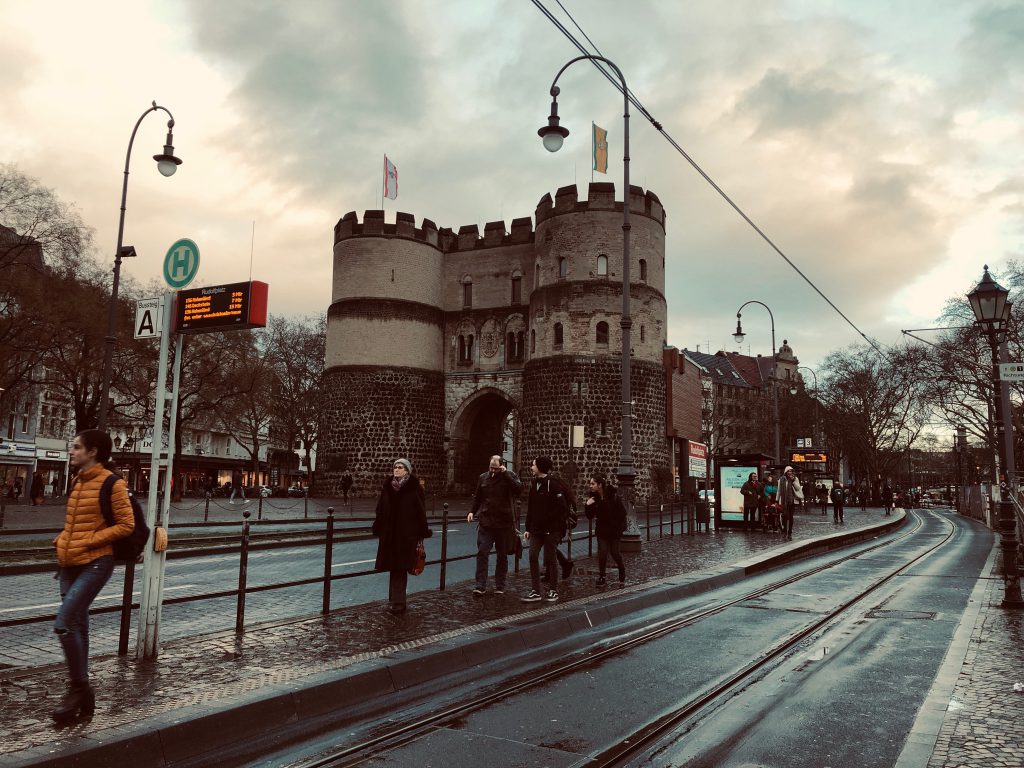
[[450, 388, 516, 493]]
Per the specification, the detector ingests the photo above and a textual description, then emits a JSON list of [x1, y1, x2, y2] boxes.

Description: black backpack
[[99, 474, 150, 563]]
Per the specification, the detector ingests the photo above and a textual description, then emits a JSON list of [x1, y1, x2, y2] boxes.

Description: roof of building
[[682, 349, 754, 388]]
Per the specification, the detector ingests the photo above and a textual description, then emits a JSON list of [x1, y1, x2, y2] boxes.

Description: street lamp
[[789, 365, 819, 446], [538, 54, 641, 549], [97, 101, 182, 431], [967, 265, 1023, 609], [733, 301, 781, 465]]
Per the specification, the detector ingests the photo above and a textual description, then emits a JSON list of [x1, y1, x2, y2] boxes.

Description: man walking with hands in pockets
[[467, 455, 522, 595]]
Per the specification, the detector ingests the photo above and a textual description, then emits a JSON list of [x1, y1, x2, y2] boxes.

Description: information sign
[[163, 239, 200, 289], [134, 297, 162, 339], [999, 363, 1024, 382], [173, 280, 269, 334], [789, 449, 828, 464]]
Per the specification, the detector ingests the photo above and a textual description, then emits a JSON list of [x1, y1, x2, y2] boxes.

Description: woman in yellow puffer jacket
[[51, 429, 133, 722]]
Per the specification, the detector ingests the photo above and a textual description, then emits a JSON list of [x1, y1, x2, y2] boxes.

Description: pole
[[236, 510, 251, 631], [136, 292, 173, 659], [322, 507, 335, 613], [439, 503, 449, 590], [987, 333, 1023, 608]]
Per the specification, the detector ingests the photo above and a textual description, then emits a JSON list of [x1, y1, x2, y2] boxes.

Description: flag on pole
[[383, 155, 398, 200], [592, 123, 608, 174]]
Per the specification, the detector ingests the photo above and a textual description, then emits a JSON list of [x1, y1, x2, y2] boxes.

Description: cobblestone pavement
[[927, 560, 1024, 768]]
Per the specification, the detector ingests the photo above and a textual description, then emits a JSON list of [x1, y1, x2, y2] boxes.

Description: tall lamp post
[[733, 301, 781, 466], [789, 365, 819, 445], [967, 265, 1023, 608], [97, 101, 182, 432], [538, 54, 641, 549]]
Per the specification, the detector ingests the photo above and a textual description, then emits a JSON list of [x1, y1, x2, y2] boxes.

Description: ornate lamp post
[[967, 265, 1023, 608], [97, 102, 182, 431], [538, 54, 641, 549], [733, 301, 781, 465]]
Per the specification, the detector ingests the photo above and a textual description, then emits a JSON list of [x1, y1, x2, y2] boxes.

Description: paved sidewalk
[[0, 506, 1011, 768]]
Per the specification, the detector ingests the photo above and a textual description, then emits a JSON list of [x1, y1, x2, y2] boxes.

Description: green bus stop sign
[[163, 238, 200, 289]]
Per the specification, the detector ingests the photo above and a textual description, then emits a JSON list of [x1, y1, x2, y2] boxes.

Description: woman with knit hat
[[372, 458, 432, 613]]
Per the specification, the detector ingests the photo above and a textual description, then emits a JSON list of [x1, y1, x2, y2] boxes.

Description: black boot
[[51, 681, 94, 722]]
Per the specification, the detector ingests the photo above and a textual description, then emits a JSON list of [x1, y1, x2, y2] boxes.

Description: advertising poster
[[720, 465, 758, 522]]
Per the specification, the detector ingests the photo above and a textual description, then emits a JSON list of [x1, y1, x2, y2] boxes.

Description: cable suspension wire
[[533, 0, 885, 356]]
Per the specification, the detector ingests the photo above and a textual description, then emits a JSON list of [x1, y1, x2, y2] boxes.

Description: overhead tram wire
[[533, 0, 885, 356]]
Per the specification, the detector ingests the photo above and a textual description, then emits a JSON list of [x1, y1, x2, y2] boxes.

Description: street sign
[[999, 363, 1024, 382], [173, 280, 269, 334], [163, 238, 200, 289], [134, 297, 162, 339]]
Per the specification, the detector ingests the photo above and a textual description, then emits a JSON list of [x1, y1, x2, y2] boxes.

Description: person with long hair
[[584, 472, 627, 586], [372, 458, 432, 614], [51, 429, 134, 722]]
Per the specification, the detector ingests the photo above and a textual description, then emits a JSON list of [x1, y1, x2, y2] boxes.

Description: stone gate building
[[318, 182, 671, 497]]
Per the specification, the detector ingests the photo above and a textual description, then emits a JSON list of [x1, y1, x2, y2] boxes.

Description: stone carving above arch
[[480, 317, 501, 358]]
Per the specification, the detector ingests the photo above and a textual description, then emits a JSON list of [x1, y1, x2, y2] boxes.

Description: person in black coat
[[584, 472, 627, 586], [372, 458, 432, 613]]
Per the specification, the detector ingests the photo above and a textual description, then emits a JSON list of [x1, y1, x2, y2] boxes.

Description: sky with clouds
[[2, 0, 1021, 370]]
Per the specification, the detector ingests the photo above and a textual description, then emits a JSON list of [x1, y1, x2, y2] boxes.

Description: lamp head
[[154, 124, 183, 177], [789, 384, 798, 395], [967, 265, 1008, 327], [538, 86, 570, 153], [732, 317, 745, 344]]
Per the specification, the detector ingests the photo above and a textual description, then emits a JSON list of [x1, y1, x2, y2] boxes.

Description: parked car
[[287, 485, 306, 498], [258, 485, 273, 498]]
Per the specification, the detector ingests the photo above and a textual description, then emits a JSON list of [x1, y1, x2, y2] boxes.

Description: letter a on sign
[[135, 298, 162, 339]]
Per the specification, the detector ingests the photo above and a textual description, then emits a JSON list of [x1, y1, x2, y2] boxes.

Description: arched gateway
[[449, 388, 517, 493]]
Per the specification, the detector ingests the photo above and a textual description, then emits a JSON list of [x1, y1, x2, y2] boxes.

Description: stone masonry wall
[[520, 356, 669, 500], [318, 365, 445, 497]]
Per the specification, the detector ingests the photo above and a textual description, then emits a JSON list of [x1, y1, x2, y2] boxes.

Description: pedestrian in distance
[[13, 476, 23, 500], [777, 466, 803, 541], [229, 467, 249, 505], [761, 472, 780, 532], [740, 472, 761, 531], [521, 456, 571, 603], [371, 458, 432, 614], [585, 472, 627, 586], [818, 483, 829, 515], [31, 471, 46, 506], [51, 429, 134, 723], [51, 476, 61, 499], [831, 481, 845, 523], [467, 455, 522, 595], [340, 472, 353, 503], [882, 482, 894, 516]]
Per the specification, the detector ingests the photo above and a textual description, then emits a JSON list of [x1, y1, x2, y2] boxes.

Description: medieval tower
[[318, 182, 670, 497]]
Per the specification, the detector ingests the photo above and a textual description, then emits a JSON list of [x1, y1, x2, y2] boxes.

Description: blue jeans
[[475, 526, 509, 590], [528, 533, 559, 592], [55, 556, 114, 683]]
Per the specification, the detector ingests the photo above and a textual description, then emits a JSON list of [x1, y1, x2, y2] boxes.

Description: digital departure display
[[174, 280, 269, 334], [790, 450, 828, 464]]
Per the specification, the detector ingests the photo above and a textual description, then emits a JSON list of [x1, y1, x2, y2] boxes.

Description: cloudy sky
[[2, 0, 1021, 369]]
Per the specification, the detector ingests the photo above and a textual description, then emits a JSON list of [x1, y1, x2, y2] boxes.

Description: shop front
[[0, 440, 38, 499], [35, 445, 69, 497]]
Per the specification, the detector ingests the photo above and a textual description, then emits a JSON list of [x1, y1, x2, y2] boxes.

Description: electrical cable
[[533, 0, 885, 355]]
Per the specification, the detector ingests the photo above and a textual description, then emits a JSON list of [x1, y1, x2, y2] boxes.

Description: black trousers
[[833, 501, 844, 521]]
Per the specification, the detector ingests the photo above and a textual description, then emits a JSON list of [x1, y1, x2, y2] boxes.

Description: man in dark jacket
[[467, 455, 522, 595], [522, 456, 570, 603]]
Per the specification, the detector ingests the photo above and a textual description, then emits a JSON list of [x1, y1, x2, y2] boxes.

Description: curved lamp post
[[789, 365, 819, 444], [967, 265, 1023, 608], [97, 101, 182, 431], [733, 301, 781, 465], [538, 55, 641, 548]]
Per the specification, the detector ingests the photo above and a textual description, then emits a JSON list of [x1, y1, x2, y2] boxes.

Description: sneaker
[[544, 589, 558, 602], [494, 587, 505, 595], [472, 587, 485, 596], [595, 575, 607, 587], [521, 590, 543, 602]]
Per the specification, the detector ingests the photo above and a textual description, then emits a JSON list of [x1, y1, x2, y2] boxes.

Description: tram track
[[274, 509, 955, 768]]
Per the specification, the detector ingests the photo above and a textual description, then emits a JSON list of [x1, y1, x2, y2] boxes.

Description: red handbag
[[408, 540, 426, 576]]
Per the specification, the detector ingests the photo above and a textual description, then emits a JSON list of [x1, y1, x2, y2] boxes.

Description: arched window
[[596, 321, 609, 345], [554, 322, 563, 347], [597, 254, 608, 276], [640, 325, 646, 342], [639, 259, 647, 281], [458, 334, 474, 364], [530, 329, 536, 354], [558, 257, 567, 278], [462, 276, 472, 308]]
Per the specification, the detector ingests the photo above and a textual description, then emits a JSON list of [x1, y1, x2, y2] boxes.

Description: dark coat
[[525, 475, 571, 536], [740, 480, 761, 510], [585, 485, 627, 540], [469, 469, 522, 529], [372, 475, 432, 572]]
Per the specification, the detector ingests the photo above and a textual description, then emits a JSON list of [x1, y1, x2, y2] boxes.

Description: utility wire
[[534, 0, 885, 356]]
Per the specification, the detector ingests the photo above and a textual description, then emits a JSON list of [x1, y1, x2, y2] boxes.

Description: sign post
[[999, 362, 1024, 382]]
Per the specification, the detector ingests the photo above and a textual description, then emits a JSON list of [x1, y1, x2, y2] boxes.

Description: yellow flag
[[592, 123, 608, 174]]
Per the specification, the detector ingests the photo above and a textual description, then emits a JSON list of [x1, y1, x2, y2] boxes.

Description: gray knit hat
[[394, 458, 413, 474]]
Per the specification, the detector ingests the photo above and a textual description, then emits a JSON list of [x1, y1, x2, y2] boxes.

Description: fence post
[[322, 507, 335, 613], [659, 498, 664, 539], [236, 509, 251, 632], [439, 503, 449, 591], [117, 560, 135, 655], [646, 498, 651, 542], [257, 494, 263, 520], [304, 490, 309, 520], [203, 495, 210, 522], [588, 517, 594, 556]]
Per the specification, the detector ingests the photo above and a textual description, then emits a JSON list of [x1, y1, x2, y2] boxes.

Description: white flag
[[383, 155, 398, 200]]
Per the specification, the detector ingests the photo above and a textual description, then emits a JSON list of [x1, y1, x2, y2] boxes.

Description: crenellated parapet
[[534, 182, 665, 227], [333, 210, 440, 247]]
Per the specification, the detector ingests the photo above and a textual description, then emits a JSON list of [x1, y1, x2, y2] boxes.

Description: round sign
[[163, 238, 200, 289]]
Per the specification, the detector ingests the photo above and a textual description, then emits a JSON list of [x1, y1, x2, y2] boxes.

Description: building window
[[558, 257, 567, 278], [639, 258, 647, 281], [6, 413, 15, 440], [458, 334, 474, 363], [596, 321, 609, 345], [511, 274, 522, 304], [462, 278, 472, 308], [531, 329, 536, 354], [554, 322, 563, 348], [597, 254, 608, 276], [640, 325, 646, 342], [535, 263, 540, 287], [506, 331, 524, 363]]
